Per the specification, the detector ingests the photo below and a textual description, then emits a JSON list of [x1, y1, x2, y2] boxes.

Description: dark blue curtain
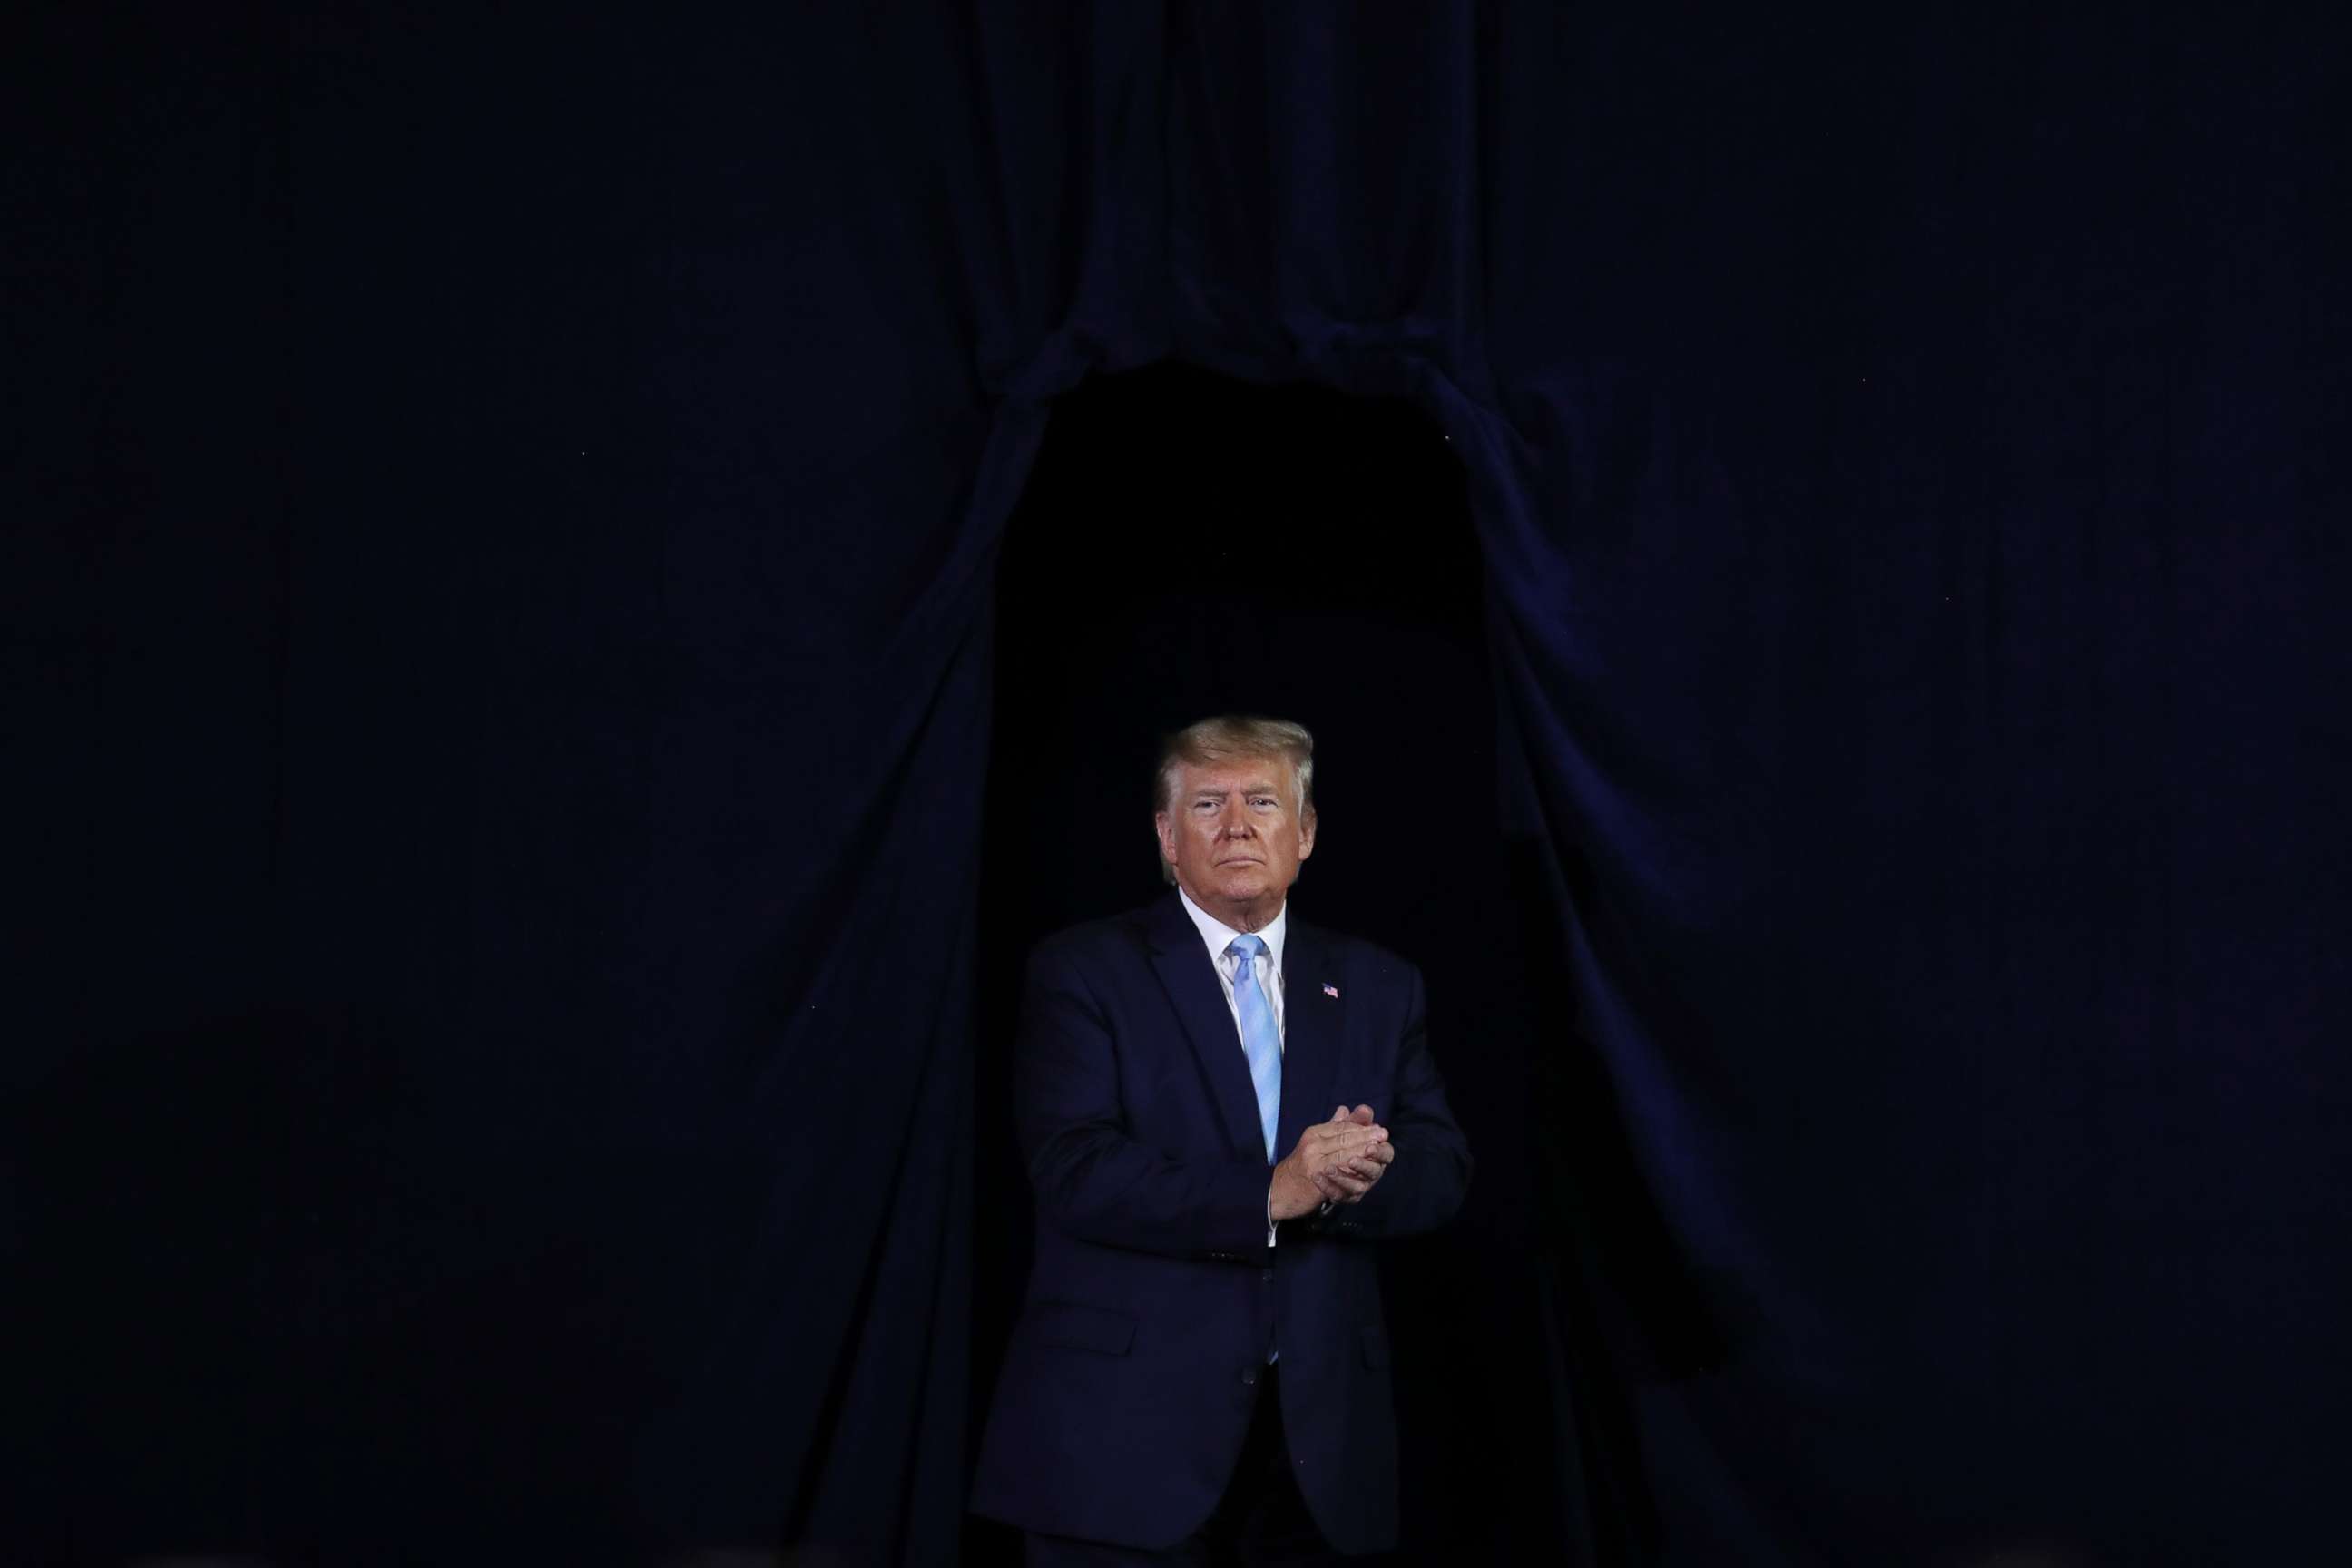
[[12, 4, 2346, 1563]]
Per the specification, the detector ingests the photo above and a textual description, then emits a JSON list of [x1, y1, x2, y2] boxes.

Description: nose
[[1218, 801, 1255, 838]]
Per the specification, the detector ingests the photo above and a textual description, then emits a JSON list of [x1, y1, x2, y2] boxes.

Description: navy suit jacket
[[971, 893, 1472, 1553]]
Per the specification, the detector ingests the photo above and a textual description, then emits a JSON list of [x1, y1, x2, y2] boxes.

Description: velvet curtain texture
[[11, 5, 2346, 1563]]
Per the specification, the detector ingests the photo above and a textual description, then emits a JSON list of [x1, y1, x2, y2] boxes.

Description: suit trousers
[[1022, 1365, 1338, 1566]]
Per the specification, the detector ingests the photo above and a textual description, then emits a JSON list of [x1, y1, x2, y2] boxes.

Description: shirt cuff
[[1266, 1186, 1335, 1246]]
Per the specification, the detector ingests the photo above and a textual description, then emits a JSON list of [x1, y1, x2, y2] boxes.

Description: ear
[[1296, 806, 1317, 861], [1153, 811, 1177, 866]]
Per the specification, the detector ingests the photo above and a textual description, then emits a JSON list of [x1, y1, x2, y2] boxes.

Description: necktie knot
[[1226, 934, 1267, 965]]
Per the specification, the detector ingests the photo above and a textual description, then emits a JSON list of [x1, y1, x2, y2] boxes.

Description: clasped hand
[[1268, 1104, 1394, 1221]]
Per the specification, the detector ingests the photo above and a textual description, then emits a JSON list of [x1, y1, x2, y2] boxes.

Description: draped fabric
[[12, 4, 2347, 1563]]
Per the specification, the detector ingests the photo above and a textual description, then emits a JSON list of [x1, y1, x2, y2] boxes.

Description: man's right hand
[[1269, 1106, 1390, 1221]]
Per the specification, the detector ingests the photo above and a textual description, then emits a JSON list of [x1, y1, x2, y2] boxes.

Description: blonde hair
[[1153, 716, 1315, 883]]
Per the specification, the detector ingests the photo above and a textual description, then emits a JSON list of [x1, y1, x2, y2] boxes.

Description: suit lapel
[[1276, 919, 1342, 1160], [1144, 894, 1267, 1163]]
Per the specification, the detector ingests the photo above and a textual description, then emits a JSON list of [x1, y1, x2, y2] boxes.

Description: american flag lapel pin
[[1322, 983, 1339, 999]]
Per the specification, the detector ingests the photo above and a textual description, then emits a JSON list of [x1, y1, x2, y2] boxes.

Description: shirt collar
[[1176, 886, 1288, 976]]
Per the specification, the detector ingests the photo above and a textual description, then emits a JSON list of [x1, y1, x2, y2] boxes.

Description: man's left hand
[[1311, 1104, 1394, 1205]]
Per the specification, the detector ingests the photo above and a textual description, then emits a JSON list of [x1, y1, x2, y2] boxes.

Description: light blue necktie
[[1226, 935, 1281, 1162]]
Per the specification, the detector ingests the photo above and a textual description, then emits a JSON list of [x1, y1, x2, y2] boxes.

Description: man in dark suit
[[973, 715, 1473, 1563]]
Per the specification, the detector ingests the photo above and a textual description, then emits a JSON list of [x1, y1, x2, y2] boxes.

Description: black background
[[972, 367, 1567, 1563]]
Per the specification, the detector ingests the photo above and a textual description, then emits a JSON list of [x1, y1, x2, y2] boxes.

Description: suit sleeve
[[1015, 943, 1273, 1259], [1297, 960, 1471, 1241]]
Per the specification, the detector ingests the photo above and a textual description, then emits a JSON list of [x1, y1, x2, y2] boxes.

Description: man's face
[[1154, 755, 1317, 919]]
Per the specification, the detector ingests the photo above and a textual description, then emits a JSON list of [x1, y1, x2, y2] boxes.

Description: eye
[[1250, 796, 1276, 808]]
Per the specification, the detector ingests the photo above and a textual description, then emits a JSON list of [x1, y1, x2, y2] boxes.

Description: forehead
[[1171, 755, 1289, 795]]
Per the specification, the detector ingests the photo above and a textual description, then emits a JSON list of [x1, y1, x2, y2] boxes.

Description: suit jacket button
[[1240, 1366, 1258, 1387], [1260, 1268, 1275, 1283]]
